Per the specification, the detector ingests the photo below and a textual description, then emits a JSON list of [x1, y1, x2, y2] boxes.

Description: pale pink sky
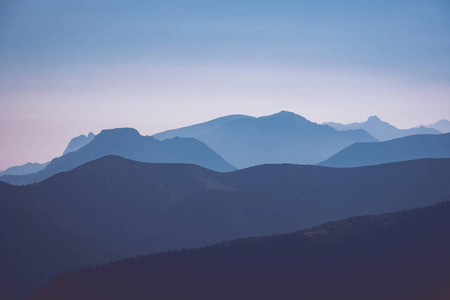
[[1, 62, 449, 170]]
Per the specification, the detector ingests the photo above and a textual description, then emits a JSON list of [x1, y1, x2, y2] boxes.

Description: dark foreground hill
[[319, 133, 450, 168], [0, 184, 118, 300], [1, 156, 450, 299], [0, 128, 235, 185], [154, 111, 377, 168], [29, 200, 450, 300]]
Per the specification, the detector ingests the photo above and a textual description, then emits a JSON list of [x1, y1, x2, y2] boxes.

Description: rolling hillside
[[2, 156, 449, 299], [29, 200, 450, 300]]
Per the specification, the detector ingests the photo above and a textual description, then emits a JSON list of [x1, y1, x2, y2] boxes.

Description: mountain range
[[155, 111, 377, 168], [1, 111, 449, 300], [325, 115, 441, 141], [0, 132, 95, 177], [320, 133, 450, 168], [3, 113, 448, 179], [0, 128, 234, 185], [29, 199, 450, 300], [2, 156, 449, 299]]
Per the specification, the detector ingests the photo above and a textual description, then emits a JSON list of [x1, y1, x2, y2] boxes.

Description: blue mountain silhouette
[[426, 119, 450, 133], [325, 115, 441, 141], [0, 128, 235, 185], [0, 132, 95, 177], [62, 132, 95, 155], [155, 111, 377, 168], [153, 114, 253, 140], [0, 162, 49, 176], [319, 133, 450, 167]]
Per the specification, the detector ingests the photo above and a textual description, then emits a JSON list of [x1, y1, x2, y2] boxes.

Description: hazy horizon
[[0, 110, 447, 170], [1, 0, 449, 170]]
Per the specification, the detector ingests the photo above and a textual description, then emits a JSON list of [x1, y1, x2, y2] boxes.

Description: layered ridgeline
[[2, 156, 450, 299], [153, 114, 253, 139], [0, 132, 95, 177], [320, 133, 450, 168], [426, 119, 450, 133], [62, 132, 95, 155], [325, 115, 441, 141], [29, 200, 450, 300], [0, 128, 235, 185], [154, 111, 377, 168], [0, 162, 49, 177]]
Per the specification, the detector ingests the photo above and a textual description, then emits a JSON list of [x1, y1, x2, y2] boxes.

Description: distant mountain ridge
[[153, 114, 254, 140], [319, 133, 450, 168], [0, 128, 235, 185], [325, 115, 441, 141], [426, 119, 450, 133], [155, 111, 378, 168], [0, 162, 49, 177], [29, 199, 450, 300], [62, 132, 95, 155], [2, 156, 450, 299], [0, 132, 95, 177]]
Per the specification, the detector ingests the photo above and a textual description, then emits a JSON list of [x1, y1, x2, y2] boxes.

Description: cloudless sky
[[0, 0, 449, 169]]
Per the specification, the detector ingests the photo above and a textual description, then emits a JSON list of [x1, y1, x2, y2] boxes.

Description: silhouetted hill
[[153, 114, 253, 140], [62, 132, 95, 155], [319, 133, 450, 167], [325, 115, 441, 141], [29, 200, 450, 300], [0, 181, 118, 300], [154, 111, 377, 168], [2, 156, 450, 299], [426, 119, 450, 133], [0, 128, 235, 185], [0, 162, 49, 176]]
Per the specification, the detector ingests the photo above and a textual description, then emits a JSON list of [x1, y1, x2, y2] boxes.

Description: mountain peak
[[97, 128, 141, 138], [275, 110, 297, 117], [270, 110, 308, 121], [367, 115, 382, 122], [62, 132, 96, 155]]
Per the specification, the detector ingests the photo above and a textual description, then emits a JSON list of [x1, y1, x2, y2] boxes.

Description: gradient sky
[[1, 0, 449, 170]]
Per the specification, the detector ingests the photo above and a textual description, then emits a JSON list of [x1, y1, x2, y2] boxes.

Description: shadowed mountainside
[[155, 111, 377, 168], [1, 156, 450, 299], [319, 133, 450, 168], [29, 200, 450, 300], [62, 132, 95, 155], [325, 115, 441, 141], [0, 128, 235, 185]]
